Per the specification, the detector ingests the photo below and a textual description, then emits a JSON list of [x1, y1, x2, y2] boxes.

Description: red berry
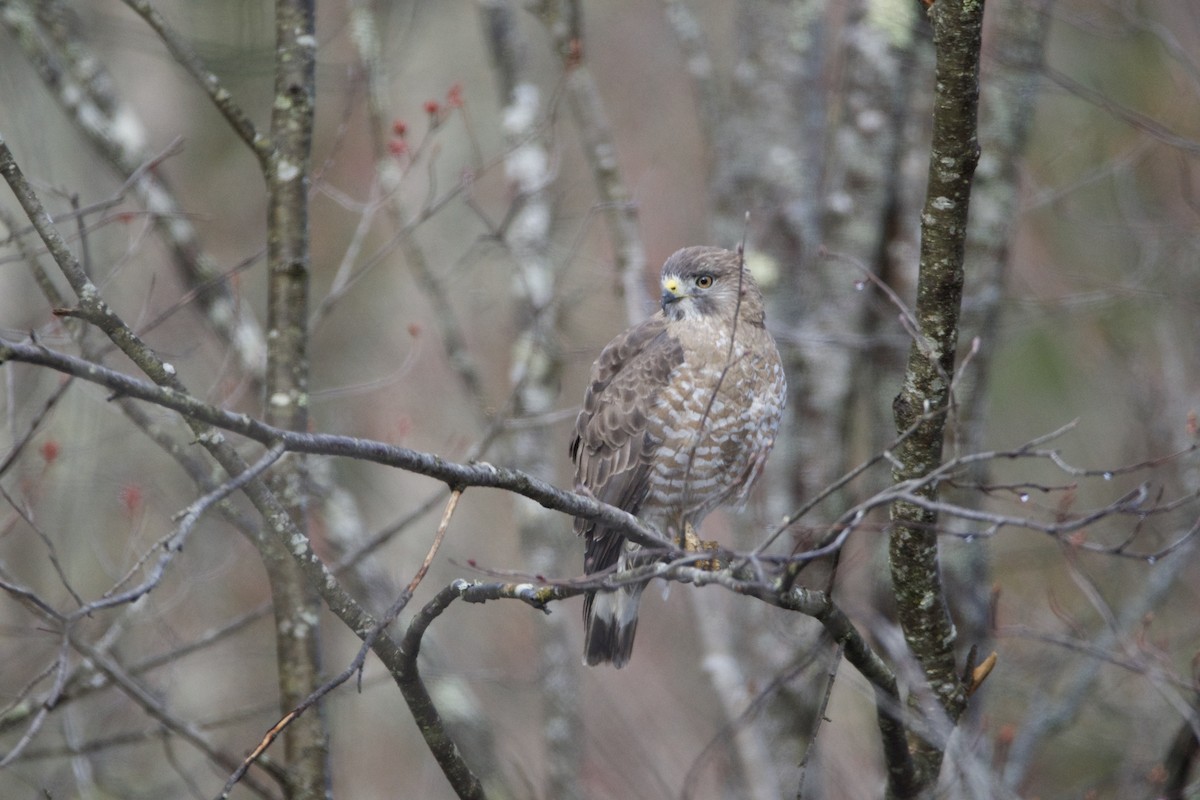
[[423, 99, 440, 116], [40, 440, 60, 464], [120, 484, 143, 515], [391, 119, 407, 137], [446, 83, 464, 108]]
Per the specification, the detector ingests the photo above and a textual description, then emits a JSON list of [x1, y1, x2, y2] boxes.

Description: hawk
[[570, 246, 787, 667]]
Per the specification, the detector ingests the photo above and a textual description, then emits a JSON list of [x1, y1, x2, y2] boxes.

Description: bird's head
[[659, 247, 765, 325]]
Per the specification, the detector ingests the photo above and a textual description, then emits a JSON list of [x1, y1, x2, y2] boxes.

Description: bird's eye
[[695, 275, 713, 289]]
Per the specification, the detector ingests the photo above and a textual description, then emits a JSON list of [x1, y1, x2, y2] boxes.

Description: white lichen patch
[[289, 532, 310, 556], [197, 430, 225, 446], [505, 145, 550, 196], [112, 108, 148, 156], [502, 83, 540, 135], [276, 159, 300, 182]]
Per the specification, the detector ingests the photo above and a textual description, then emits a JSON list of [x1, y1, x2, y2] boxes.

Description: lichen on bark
[[887, 0, 985, 792]]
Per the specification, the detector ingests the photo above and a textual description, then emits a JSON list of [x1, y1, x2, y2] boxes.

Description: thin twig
[[797, 644, 843, 799], [82, 443, 287, 617], [0, 634, 71, 767]]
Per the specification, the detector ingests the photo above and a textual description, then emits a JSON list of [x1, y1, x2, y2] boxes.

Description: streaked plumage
[[570, 246, 787, 667]]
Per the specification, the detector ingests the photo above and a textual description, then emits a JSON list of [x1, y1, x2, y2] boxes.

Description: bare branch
[[0, 338, 675, 554]]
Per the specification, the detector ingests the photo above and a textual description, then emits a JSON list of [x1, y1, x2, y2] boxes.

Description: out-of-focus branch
[[887, 0, 984, 790], [944, 0, 1052, 731], [660, 0, 720, 135], [482, 3, 581, 796], [1, 128, 346, 798], [217, 490, 463, 799], [0, 0, 269, 382], [65, 632, 282, 798], [0, 611, 282, 798], [821, 0, 918, 482], [118, 0, 271, 162], [69, 443, 285, 619], [0, 636, 69, 768], [685, 567, 917, 797], [1002, 534, 1198, 788], [1043, 64, 1200, 156], [345, 1, 490, 415], [543, 0, 647, 324], [797, 645, 842, 796]]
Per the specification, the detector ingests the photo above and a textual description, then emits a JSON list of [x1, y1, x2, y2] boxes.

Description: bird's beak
[[661, 276, 683, 309]]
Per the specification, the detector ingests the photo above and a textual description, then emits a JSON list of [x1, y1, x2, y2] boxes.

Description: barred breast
[[639, 316, 786, 531]]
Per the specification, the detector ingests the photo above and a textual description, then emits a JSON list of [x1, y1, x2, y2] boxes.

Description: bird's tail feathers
[[583, 585, 643, 668]]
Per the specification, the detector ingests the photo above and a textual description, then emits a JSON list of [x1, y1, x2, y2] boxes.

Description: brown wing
[[570, 313, 683, 577]]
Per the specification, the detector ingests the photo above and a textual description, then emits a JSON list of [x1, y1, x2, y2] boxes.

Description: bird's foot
[[682, 523, 725, 571]]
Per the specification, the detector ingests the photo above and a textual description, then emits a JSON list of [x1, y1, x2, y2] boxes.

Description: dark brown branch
[[887, 0, 985, 792], [396, 582, 506, 800]]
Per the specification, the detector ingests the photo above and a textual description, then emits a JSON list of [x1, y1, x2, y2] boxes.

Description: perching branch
[[0, 334, 674, 554], [393, 564, 915, 800]]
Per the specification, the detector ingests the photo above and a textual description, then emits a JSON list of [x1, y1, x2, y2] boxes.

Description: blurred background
[[1, 0, 1198, 797]]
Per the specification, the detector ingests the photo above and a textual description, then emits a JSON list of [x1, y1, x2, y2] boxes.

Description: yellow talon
[[682, 523, 724, 570]]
